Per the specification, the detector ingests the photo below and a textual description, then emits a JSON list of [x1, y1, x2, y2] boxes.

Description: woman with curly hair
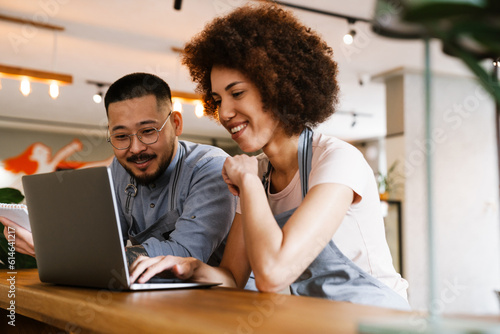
[[131, 3, 409, 310]]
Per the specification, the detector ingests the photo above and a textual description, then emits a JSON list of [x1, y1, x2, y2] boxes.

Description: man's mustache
[[127, 153, 156, 163]]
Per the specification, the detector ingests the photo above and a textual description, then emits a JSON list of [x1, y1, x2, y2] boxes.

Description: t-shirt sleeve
[[309, 142, 370, 204]]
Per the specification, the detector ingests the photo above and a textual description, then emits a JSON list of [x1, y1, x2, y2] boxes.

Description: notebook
[[0, 203, 30, 231], [22, 166, 221, 291]]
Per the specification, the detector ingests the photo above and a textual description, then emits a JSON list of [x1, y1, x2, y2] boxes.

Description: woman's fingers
[[0, 217, 36, 257]]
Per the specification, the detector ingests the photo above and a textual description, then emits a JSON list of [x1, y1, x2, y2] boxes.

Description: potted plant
[[376, 161, 401, 201]]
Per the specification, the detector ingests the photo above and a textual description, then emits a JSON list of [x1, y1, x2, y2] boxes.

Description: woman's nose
[[218, 100, 236, 122]]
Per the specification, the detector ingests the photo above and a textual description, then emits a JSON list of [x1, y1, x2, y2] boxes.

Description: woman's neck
[[263, 131, 300, 193]]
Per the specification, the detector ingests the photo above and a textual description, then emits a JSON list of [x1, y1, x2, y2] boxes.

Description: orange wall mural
[[1, 139, 114, 193]]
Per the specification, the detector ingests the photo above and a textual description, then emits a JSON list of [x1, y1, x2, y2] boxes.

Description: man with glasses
[[2, 72, 236, 267]]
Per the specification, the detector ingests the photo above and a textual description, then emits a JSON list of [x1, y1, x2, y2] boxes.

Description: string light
[[49, 81, 59, 99], [20, 78, 31, 96], [194, 102, 204, 118], [0, 16, 71, 99], [173, 99, 183, 113]]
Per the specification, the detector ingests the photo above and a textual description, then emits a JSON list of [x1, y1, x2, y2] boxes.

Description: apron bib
[[126, 145, 185, 246]]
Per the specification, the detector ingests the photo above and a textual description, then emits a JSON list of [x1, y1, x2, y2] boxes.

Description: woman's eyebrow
[[225, 81, 243, 91], [211, 81, 244, 97]]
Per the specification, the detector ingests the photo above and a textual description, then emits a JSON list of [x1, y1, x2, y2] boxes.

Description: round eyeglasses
[[107, 111, 172, 150]]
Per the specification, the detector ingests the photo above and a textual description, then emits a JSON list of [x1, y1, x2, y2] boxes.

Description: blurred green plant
[[402, 0, 500, 103], [0, 187, 37, 269], [376, 161, 402, 199]]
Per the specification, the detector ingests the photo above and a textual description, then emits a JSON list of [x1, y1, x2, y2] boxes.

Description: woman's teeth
[[231, 123, 247, 134]]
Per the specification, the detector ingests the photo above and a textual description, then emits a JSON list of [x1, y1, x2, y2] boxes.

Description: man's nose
[[129, 134, 147, 154]]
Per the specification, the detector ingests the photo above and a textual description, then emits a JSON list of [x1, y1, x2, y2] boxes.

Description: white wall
[[383, 69, 500, 315]]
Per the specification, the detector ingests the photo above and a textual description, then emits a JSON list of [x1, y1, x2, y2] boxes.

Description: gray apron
[[256, 128, 410, 310], [125, 144, 186, 246]]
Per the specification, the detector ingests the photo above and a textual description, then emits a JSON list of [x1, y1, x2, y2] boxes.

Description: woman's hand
[[0, 217, 36, 257], [129, 255, 202, 283], [222, 155, 259, 196]]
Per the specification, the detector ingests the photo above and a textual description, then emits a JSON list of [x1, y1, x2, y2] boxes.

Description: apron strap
[[298, 127, 313, 199], [262, 127, 313, 199], [124, 176, 137, 214], [168, 143, 185, 211], [262, 161, 272, 193]]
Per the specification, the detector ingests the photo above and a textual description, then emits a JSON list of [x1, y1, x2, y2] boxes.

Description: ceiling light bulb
[[194, 102, 204, 118], [93, 92, 102, 103], [343, 30, 356, 45], [49, 81, 59, 99], [173, 99, 183, 113], [20, 78, 31, 96]]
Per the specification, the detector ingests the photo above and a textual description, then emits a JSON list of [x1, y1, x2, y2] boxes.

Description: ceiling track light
[[174, 0, 182, 10], [335, 110, 372, 128], [93, 91, 103, 104], [270, 2, 370, 47], [86, 80, 111, 104], [344, 18, 357, 45]]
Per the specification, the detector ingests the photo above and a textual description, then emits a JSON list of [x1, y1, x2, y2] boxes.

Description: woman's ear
[[172, 111, 183, 136]]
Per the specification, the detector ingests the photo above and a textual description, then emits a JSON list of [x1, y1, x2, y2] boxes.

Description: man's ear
[[172, 111, 183, 136]]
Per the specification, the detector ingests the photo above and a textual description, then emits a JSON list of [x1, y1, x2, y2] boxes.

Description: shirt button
[[150, 203, 155, 208]]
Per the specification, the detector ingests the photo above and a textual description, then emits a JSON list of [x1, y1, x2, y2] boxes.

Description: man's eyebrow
[[110, 120, 158, 132], [110, 125, 126, 132]]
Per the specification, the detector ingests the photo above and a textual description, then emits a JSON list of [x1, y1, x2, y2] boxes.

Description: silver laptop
[[22, 166, 220, 291]]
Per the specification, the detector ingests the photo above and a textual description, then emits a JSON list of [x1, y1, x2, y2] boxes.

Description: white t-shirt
[[237, 132, 409, 299]]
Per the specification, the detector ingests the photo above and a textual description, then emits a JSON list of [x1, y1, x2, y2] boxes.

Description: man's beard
[[123, 152, 170, 185]]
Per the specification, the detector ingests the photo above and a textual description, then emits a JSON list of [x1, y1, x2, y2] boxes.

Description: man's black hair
[[104, 72, 172, 114]]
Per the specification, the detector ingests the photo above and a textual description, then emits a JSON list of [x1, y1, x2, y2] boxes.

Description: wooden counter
[[0, 269, 421, 333]]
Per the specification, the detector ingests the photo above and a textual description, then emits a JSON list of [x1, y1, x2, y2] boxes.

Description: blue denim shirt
[[110, 140, 236, 264]]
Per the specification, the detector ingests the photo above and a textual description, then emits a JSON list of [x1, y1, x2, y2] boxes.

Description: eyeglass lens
[[109, 127, 159, 149]]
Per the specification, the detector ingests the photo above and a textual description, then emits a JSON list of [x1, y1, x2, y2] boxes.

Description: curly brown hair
[[181, 3, 339, 136]]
